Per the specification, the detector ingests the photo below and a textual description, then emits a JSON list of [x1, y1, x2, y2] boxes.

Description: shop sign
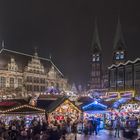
[[120, 91, 134, 98]]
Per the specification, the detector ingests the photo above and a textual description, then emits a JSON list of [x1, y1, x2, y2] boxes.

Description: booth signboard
[[106, 91, 135, 99], [120, 91, 134, 98], [107, 92, 118, 99]]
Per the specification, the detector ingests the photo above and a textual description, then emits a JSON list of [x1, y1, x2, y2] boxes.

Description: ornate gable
[[25, 52, 45, 74], [48, 65, 58, 79], [8, 57, 18, 71]]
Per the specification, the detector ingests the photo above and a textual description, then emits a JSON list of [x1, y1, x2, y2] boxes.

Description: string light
[[1, 104, 45, 114], [107, 90, 135, 98], [48, 99, 82, 113]]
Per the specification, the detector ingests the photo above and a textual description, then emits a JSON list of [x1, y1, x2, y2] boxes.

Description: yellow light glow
[[107, 90, 135, 98], [2, 104, 45, 114]]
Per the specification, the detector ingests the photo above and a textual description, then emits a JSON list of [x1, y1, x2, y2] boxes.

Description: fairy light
[[107, 90, 135, 98], [2, 104, 45, 114]]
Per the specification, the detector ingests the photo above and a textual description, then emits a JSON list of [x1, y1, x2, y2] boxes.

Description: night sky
[[0, 0, 140, 87]]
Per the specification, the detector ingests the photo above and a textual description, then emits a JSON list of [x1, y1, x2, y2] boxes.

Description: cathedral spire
[[91, 18, 102, 52], [113, 17, 126, 64], [90, 18, 102, 90], [113, 16, 126, 50]]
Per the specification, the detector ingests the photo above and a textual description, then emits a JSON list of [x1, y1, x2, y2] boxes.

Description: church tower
[[90, 19, 102, 90], [113, 17, 127, 64]]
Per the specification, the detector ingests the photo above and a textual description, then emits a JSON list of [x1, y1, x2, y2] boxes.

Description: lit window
[[116, 53, 120, 60], [93, 57, 96, 62], [120, 54, 124, 59], [0, 77, 6, 88], [96, 57, 100, 61], [120, 51, 124, 59]]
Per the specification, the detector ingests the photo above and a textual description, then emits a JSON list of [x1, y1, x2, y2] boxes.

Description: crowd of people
[[0, 115, 139, 140], [0, 117, 79, 140], [83, 117, 100, 136], [106, 114, 139, 139]]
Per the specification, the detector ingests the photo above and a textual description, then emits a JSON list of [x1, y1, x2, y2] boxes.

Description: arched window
[[115, 51, 124, 60], [92, 54, 96, 62], [93, 54, 100, 62], [120, 51, 124, 59], [115, 52, 120, 60], [96, 54, 100, 61]]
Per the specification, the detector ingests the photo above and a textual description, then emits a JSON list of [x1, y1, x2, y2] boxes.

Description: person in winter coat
[[92, 119, 98, 135], [113, 117, 121, 138]]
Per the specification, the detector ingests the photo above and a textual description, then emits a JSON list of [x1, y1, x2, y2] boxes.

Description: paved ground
[[66, 129, 140, 140]]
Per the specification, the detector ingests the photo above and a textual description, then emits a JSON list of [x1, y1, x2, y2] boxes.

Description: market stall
[[0, 102, 46, 128], [82, 101, 108, 129], [120, 98, 140, 115], [47, 97, 82, 124]]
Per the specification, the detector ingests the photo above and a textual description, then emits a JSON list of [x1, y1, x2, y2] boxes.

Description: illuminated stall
[[82, 101, 108, 129], [0, 103, 46, 127], [120, 98, 140, 115], [47, 97, 82, 124]]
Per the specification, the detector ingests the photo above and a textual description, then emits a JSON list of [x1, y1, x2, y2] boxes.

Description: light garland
[[108, 58, 140, 69], [63, 99, 82, 112], [1, 113, 45, 116], [107, 90, 135, 98], [2, 104, 46, 114]]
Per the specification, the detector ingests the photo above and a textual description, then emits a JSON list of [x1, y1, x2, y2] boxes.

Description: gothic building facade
[[90, 20, 102, 90], [108, 58, 140, 97], [90, 17, 127, 91], [108, 18, 140, 96], [0, 47, 68, 98]]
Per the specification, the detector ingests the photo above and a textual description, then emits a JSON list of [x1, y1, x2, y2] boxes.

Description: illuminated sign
[[120, 91, 135, 98], [108, 92, 118, 98], [107, 90, 135, 99]]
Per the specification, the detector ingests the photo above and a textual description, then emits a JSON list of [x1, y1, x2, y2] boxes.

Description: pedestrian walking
[[72, 122, 77, 140], [113, 117, 121, 138], [92, 118, 98, 135]]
